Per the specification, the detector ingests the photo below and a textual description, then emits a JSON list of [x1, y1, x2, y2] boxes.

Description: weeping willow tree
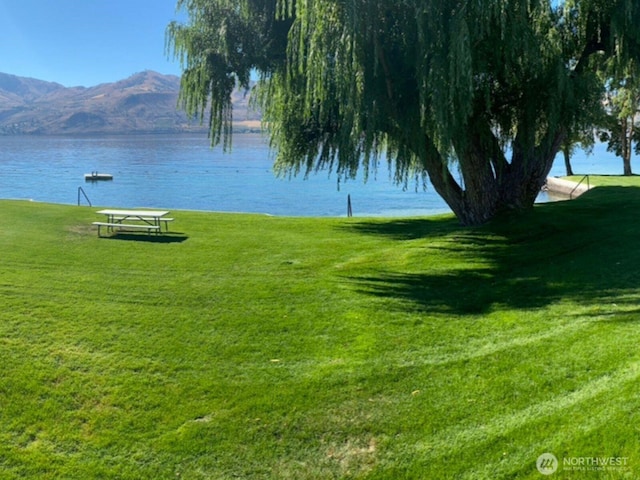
[[167, 0, 640, 225]]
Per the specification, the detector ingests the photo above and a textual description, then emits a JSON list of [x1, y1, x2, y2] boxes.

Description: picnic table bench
[[92, 221, 161, 236]]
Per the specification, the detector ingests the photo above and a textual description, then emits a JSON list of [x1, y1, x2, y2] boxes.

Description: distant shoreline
[[0, 123, 263, 137]]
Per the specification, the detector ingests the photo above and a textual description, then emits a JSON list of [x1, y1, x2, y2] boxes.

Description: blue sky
[[0, 0, 186, 87]]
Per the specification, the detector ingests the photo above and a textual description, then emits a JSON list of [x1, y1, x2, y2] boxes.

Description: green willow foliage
[[167, 0, 290, 149], [167, 0, 640, 225]]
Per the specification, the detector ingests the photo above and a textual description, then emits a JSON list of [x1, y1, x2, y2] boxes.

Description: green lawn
[[565, 174, 640, 188], [1, 185, 640, 479]]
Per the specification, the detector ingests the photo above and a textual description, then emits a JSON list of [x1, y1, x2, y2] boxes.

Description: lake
[[0, 134, 630, 217]]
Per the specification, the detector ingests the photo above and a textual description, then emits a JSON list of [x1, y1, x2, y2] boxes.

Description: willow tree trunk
[[421, 132, 564, 226]]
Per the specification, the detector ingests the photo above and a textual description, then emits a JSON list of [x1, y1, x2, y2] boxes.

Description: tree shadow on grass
[[584, 308, 640, 323], [344, 187, 640, 316], [350, 271, 565, 315], [343, 215, 459, 241]]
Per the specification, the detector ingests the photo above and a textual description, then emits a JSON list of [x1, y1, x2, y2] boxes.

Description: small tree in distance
[[559, 113, 606, 177], [167, 0, 640, 225], [598, 66, 640, 176]]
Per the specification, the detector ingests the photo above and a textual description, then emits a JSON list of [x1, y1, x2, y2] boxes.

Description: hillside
[[0, 71, 260, 135]]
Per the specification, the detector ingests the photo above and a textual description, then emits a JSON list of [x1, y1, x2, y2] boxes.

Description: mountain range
[[0, 71, 261, 135]]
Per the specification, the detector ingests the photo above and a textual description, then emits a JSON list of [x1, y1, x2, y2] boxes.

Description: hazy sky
[[0, 0, 186, 87]]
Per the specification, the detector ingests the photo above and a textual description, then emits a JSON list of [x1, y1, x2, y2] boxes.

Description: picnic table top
[[96, 209, 170, 217]]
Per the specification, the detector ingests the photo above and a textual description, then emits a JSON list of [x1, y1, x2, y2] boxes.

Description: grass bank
[[1, 187, 640, 479], [565, 174, 640, 187]]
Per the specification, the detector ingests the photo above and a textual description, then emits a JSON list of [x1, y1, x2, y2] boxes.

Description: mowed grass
[[565, 174, 640, 188], [1, 186, 640, 479]]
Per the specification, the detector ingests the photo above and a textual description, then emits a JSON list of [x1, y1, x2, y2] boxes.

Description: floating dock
[[84, 173, 113, 181]]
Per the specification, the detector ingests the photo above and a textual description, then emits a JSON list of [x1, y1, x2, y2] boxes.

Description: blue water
[[0, 134, 632, 217]]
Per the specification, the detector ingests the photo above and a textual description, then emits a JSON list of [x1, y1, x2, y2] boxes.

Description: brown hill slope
[[0, 71, 260, 135]]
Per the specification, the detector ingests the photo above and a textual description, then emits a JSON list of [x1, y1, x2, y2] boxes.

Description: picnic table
[[93, 209, 173, 236]]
